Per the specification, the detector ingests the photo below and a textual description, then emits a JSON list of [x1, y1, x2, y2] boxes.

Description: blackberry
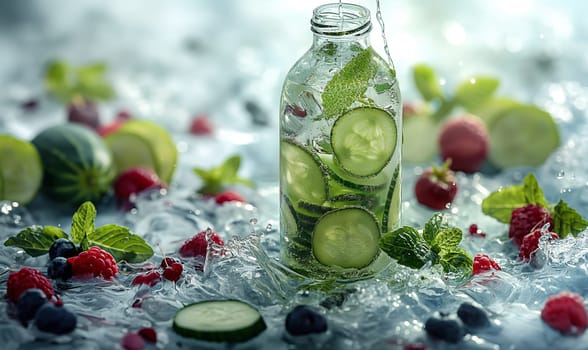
[[424, 316, 464, 343], [49, 238, 78, 260], [34, 303, 77, 335], [16, 288, 48, 326], [47, 257, 73, 280], [285, 305, 328, 336], [457, 302, 490, 329]]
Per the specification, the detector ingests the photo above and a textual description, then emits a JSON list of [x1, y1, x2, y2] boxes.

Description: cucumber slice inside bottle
[[382, 165, 401, 232], [173, 300, 266, 343], [330, 107, 397, 177], [320, 154, 388, 193], [487, 105, 559, 168], [312, 206, 381, 269], [280, 140, 328, 205]]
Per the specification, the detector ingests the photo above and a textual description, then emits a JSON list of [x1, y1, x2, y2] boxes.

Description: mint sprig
[[3, 201, 153, 263], [44, 60, 115, 103], [379, 213, 473, 273], [482, 173, 588, 238], [193, 155, 255, 195]]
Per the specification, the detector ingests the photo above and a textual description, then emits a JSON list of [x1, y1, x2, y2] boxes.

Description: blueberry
[[34, 303, 77, 335], [49, 238, 78, 260], [16, 288, 48, 326], [424, 317, 464, 343], [47, 257, 73, 280], [285, 305, 328, 336], [457, 302, 490, 329]]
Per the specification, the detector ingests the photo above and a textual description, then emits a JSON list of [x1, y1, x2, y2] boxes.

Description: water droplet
[[556, 169, 565, 179]]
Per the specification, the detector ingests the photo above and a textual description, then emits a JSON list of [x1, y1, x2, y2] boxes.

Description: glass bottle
[[279, 2, 402, 280]]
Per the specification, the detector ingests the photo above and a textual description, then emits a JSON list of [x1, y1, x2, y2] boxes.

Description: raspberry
[[138, 327, 157, 343], [7, 267, 55, 303], [438, 114, 489, 173], [131, 270, 161, 287], [113, 167, 166, 202], [472, 253, 501, 275], [189, 114, 214, 135], [214, 190, 246, 205], [541, 291, 588, 335], [519, 229, 559, 261], [67, 246, 118, 279], [179, 230, 224, 258], [121, 332, 145, 350], [468, 224, 486, 238], [160, 257, 182, 282], [509, 204, 553, 247]]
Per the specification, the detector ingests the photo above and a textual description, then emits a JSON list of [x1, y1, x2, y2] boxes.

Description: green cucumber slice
[[280, 140, 328, 205], [296, 200, 334, 216], [320, 154, 388, 193], [382, 165, 401, 232], [173, 300, 266, 343], [487, 104, 559, 168], [330, 107, 397, 177], [312, 206, 381, 269]]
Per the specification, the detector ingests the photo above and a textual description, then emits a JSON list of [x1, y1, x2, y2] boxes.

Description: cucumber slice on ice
[[331, 107, 397, 177], [312, 207, 381, 269], [487, 105, 559, 168], [173, 300, 267, 343], [280, 140, 328, 205]]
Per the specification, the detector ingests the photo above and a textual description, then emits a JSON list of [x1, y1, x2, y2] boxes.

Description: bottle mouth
[[311, 3, 372, 37]]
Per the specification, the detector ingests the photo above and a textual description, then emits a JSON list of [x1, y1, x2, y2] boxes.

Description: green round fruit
[[0, 135, 43, 204], [32, 124, 116, 206]]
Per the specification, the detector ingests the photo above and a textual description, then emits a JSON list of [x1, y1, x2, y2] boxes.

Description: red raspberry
[[214, 190, 246, 205], [179, 230, 224, 258], [7, 267, 55, 303], [438, 114, 489, 173], [131, 270, 161, 287], [121, 332, 145, 350], [509, 204, 554, 247], [468, 224, 487, 238], [138, 327, 157, 343], [472, 253, 501, 275], [189, 114, 214, 135], [97, 119, 125, 137], [519, 229, 559, 261], [67, 246, 118, 280], [160, 257, 183, 282], [541, 291, 588, 335], [113, 167, 166, 202]]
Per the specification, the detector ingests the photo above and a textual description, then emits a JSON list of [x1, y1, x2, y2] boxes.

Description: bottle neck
[[310, 3, 372, 49]]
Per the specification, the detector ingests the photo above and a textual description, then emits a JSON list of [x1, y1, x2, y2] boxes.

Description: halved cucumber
[[173, 300, 266, 343], [280, 139, 328, 205], [312, 206, 381, 269], [330, 107, 397, 177]]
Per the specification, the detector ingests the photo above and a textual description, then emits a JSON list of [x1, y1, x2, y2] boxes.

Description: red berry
[[7, 267, 55, 303], [131, 270, 161, 287], [121, 332, 145, 350], [214, 190, 246, 204], [468, 224, 486, 238], [116, 110, 134, 121], [97, 119, 125, 137], [189, 115, 214, 135], [509, 204, 554, 247], [472, 253, 501, 275], [519, 229, 559, 261], [414, 161, 458, 210], [138, 327, 157, 343], [541, 291, 588, 335], [179, 230, 224, 258], [438, 114, 489, 173], [160, 257, 183, 282], [67, 246, 118, 279], [285, 104, 307, 118], [67, 98, 100, 130], [113, 167, 166, 202], [404, 343, 427, 350]]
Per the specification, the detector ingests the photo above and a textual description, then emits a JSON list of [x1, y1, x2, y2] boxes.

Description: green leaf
[[552, 200, 588, 238], [439, 248, 473, 273], [321, 48, 377, 119], [4, 225, 68, 257], [379, 227, 432, 269], [44, 60, 73, 103], [71, 201, 96, 244], [375, 83, 392, 94], [193, 155, 255, 195], [412, 64, 444, 102], [43, 60, 114, 103], [88, 224, 154, 263], [431, 228, 462, 254], [453, 76, 499, 110], [422, 213, 448, 244], [481, 173, 548, 223]]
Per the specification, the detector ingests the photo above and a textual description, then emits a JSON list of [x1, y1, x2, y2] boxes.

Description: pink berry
[[189, 115, 214, 135], [438, 114, 489, 173], [519, 229, 558, 261], [179, 230, 224, 258], [121, 332, 145, 350], [160, 257, 182, 282], [113, 167, 166, 202], [137, 327, 157, 343], [131, 270, 161, 287], [214, 190, 246, 204], [541, 291, 588, 335], [472, 253, 501, 275]]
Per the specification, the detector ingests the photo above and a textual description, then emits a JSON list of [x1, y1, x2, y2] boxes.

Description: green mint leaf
[[453, 76, 499, 110], [379, 226, 431, 269], [375, 83, 392, 94], [482, 173, 548, 223], [422, 213, 449, 244], [44, 60, 114, 103], [439, 248, 473, 273], [76, 63, 115, 101], [71, 201, 96, 244], [4, 225, 68, 257], [44, 60, 73, 103], [412, 64, 444, 102], [431, 228, 462, 254], [321, 48, 377, 119], [88, 224, 154, 263], [552, 200, 588, 238], [193, 155, 255, 195]]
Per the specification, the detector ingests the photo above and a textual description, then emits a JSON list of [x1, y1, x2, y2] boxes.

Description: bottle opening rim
[[311, 3, 372, 36]]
